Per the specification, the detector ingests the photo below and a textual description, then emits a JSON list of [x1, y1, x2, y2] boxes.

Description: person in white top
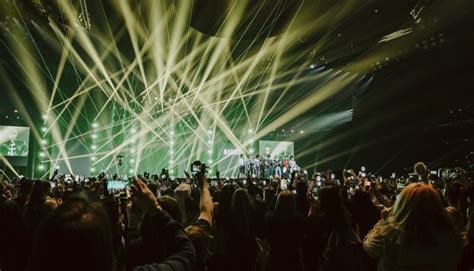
[[289, 155, 297, 174]]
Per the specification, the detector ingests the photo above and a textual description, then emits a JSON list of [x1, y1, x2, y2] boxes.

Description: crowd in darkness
[[1, 161, 473, 271]]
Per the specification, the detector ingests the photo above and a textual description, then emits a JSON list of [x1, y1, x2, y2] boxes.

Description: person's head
[[216, 183, 236, 224], [240, 154, 244, 158], [19, 179, 34, 197], [247, 182, 259, 198], [445, 181, 466, 207], [230, 189, 255, 235], [256, 154, 260, 159], [318, 185, 348, 227], [219, 184, 235, 211], [28, 180, 48, 206], [352, 190, 376, 211], [414, 162, 427, 177], [319, 185, 343, 212], [388, 183, 456, 244], [275, 190, 295, 218], [290, 155, 294, 160], [295, 181, 307, 196], [8, 129, 18, 141], [41, 181, 52, 197], [158, 195, 182, 224], [32, 199, 114, 271], [147, 183, 159, 198]]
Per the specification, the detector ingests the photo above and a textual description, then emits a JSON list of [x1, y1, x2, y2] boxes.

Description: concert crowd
[[1, 161, 473, 271]]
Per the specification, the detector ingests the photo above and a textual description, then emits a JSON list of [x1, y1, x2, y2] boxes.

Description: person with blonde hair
[[363, 183, 463, 271]]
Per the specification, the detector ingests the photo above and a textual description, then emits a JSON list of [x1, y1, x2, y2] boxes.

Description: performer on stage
[[254, 154, 261, 178], [289, 155, 298, 174], [264, 154, 273, 178], [274, 155, 282, 177], [239, 154, 247, 176]]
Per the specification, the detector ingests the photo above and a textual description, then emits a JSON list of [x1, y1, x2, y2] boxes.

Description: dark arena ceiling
[[0, 0, 473, 175]]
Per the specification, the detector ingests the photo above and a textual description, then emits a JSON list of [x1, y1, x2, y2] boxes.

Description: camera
[[191, 160, 207, 174]]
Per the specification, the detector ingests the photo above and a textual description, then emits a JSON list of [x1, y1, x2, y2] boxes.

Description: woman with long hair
[[209, 184, 237, 270], [364, 183, 463, 270], [228, 188, 258, 271], [266, 190, 305, 271], [32, 178, 196, 271], [23, 180, 58, 235], [305, 185, 364, 271], [351, 190, 381, 239]]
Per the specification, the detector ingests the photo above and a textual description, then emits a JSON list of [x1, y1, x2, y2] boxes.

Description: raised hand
[[131, 177, 161, 215]]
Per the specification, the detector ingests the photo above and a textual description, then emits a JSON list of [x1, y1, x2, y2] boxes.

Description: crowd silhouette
[[1, 162, 473, 271]]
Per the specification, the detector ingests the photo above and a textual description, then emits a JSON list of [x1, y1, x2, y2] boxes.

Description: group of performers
[[238, 153, 299, 179]]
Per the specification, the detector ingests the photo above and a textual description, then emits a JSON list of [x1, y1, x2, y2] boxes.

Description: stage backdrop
[[259, 140, 294, 158]]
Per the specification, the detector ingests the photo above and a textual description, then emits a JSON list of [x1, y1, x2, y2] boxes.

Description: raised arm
[[196, 173, 213, 227], [131, 177, 196, 271]]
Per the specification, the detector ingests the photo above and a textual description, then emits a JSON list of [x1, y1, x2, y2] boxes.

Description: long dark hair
[[319, 185, 351, 229], [26, 180, 47, 212], [229, 189, 258, 264], [216, 183, 236, 226], [31, 199, 114, 271], [275, 190, 296, 219], [230, 189, 256, 239]]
